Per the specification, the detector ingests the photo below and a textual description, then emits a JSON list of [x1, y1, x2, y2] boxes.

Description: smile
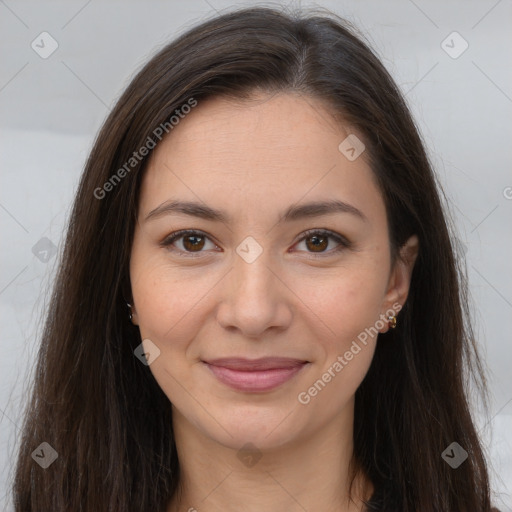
[[202, 357, 309, 392]]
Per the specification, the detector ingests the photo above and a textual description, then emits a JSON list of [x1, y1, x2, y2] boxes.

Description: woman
[[12, 6, 500, 511]]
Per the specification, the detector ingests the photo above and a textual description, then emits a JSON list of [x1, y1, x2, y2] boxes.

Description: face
[[129, 92, 417, 450]]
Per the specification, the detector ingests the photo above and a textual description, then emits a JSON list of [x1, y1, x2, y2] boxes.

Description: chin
[[198, 402, 308, 452]]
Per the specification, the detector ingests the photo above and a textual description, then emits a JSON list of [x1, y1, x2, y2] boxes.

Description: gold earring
[[388, 315, 397, 329]]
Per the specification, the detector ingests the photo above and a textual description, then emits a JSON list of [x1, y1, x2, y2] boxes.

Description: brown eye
[[305, 234, 329, 252], [161, 230, 217, 256], [294, 229, 350, 256], [182, 233, 205, 252]]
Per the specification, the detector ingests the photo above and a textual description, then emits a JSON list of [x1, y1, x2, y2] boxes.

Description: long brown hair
[[12, 6, 496, 511]]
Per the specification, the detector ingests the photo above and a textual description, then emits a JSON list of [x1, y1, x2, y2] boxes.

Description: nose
[[215, 245, 293, 338]]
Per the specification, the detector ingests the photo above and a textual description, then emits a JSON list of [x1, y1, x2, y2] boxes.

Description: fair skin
[[129, 91, 418, 512]]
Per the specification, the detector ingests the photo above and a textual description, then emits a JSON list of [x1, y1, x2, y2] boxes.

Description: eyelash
[[160, 229, 351, 258]]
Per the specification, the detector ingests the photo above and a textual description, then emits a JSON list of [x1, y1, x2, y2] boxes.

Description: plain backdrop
[[1, 0, 511, 510]]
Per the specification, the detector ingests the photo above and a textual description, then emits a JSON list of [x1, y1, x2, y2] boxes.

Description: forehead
[[138, 92, 384, 223], [149, 92, 351, 169]]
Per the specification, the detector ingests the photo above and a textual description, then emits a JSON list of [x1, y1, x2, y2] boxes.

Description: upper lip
[[203, 357, 308, 371]]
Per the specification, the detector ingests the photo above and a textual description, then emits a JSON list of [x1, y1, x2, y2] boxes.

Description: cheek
[[294, 266, 386, 347], [130, 264, 206, 401], [131, 263, 208, 344], [131, 242, 187, 333], [294, 275, 381, 414]]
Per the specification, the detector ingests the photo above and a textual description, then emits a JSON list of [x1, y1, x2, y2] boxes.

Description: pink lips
[[203, 357, 308, 392]]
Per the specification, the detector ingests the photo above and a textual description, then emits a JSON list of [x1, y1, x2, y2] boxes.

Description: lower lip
[[204, 362, 308, 392]]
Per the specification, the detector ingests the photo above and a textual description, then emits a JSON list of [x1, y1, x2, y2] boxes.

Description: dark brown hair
[[12, 5, 497, 511]]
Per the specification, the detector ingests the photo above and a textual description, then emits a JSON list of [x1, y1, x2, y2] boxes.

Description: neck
[[167, 399, 373, 512]]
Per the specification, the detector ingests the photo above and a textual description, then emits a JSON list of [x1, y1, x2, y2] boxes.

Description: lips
[[202, 357, 309, 392], [203, 357, 307, 371]]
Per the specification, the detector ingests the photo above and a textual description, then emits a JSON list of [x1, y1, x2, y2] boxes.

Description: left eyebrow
[[279, 199, 367, 224], [144, 198, 367, 224]]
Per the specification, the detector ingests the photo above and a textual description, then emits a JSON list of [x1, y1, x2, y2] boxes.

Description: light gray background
[[1, 0, 511, 510]]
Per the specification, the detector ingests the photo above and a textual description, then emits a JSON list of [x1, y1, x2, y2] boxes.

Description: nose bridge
[[216, 236, 291, 336], [232, 235, 278, 303]]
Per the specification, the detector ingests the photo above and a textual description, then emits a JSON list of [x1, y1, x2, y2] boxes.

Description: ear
[[130, 304, 139, 326], [123, 277, 139, 325], [379, 235, 419, 333], [124, 290, 139, 325]]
